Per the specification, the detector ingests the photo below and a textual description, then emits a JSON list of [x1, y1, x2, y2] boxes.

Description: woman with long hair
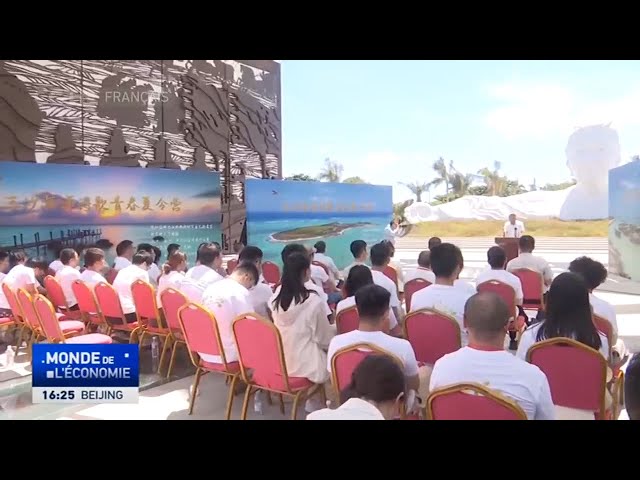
[[336, 265, 401, 336], [307, 355, 406, 420], [157, 251, 187, 305], [270, 252, 336, 412]]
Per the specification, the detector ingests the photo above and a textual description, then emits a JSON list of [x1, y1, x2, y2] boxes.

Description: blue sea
[[247, 213, 390, 269], [0, 224, 222, 267]]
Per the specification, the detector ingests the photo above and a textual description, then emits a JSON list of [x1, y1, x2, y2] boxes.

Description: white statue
[[558, 124, 621, 220]]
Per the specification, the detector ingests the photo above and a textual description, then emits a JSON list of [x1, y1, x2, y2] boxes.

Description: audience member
[[80, 248, 108, 288], [137, 243, 162, 285], [342, 240, 369, 279], [54, 248, 81, 309], [112, 251, 153, 323], [410, 243, 473, 345], [200, 261, 259, 364], [624, 354, 640, 420], [405, 250, 435, 284], [48, 247, 65, 274], [307, 355, 406, 420], [313, 241, 341, 284], [0, 251, 11, 318], [113, 240, 134, 271], [336, 265, 401, 336], [270, 252, 336, 411], [429, 292, 555, 420], [3, 251, 45, 295], [281, 244, 331, 317], [181, 243, 223, 303], [328, 285, 427, 401], [238, 246, 273, 318], [167, 243, 181, 258], [157, 251, 187, 305], [383, 241, 405, 294], [369, 243, 402, 322], [428, 237, 442, 250], [506, 235, 553, 291]]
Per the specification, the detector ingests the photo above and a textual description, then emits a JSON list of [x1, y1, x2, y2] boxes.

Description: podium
[[495, 237, 519, 263]]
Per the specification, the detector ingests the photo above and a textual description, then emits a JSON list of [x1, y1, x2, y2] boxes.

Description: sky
[[245, 178, 392, 215], [279, 60, 640, 202], [0, 163, 221, 225]]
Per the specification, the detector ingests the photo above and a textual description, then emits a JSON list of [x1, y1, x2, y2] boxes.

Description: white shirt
[[310, 264, 329, 288], [409, 284, 474, 345], [506, 253, 553, 292], [327, 330, 419, 377], [405, 267, 435, 284], [55, 265, 82, 307], [370, 270, 400, 309], [3, 264, 37, 293], [80, 269, 107, 288], [475, 268, 524, 304], [515, 322, 609, 362], [430, 346, 555, 420], [335, 295, 398, 331], [384, 224, 401, 244], [305, 280, 332, 315], [200, 278, 254, 364], [181, 265, 224, 303], [49, 259, 64, 274], [148, 263, 162, 285], [113, 256, 132, 271], [307, 398, 385, 420], [590, 293, 618, 339], [0, 272, 9, 309], [247, 282, 274, 319], [503, 220, 525, 238], [314, 253, 341, 282], [112, 264, 150, 314], [156, 270, 185, 305], [342, 261, 368, 280]]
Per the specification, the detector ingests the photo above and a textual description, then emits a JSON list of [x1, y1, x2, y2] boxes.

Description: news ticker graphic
[[32, 344, 139, 404]]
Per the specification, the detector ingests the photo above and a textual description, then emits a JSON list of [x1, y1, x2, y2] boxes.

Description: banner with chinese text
[[0, 162, 221, 267], [245, 179, 392, 269]]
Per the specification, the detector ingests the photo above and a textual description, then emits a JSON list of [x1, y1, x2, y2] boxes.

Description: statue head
[[565, 124, 621, 187]]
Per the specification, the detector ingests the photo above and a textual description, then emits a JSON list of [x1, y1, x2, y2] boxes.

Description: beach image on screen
[[609, 161, 640, 281]]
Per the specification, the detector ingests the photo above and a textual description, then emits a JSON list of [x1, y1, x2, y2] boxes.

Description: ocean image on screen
[[245, 179, 393, 269], [0, 162, 221, 266]]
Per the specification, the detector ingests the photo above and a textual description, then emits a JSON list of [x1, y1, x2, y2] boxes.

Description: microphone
[[514, 227, 518, 238]]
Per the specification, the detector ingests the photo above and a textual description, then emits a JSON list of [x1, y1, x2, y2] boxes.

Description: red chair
[[404, 308, 461, 365], [477, 279, 526, 342], [105, 268, 118, 285], [262, 261, 281, 285], [593, 313, 625, 407], [526, 337, 611, 420], [232, 313, 324, 420], [34, 295, 112, 344], [0, 283, 23, 352], [132, 280, 171, 373], [404, 278, 430, 311], [94, 282, 140, 343], [44, 275, 81, 320], [382, 265, 399, 288], [511, 268, 545, 311], [71, 280, 105, 328], [335, 305, 359, 334], [426, 383, 527, 420], [178, 303, 241, 419], [226, 258, 238, 275], [159, 288, 189, 378]]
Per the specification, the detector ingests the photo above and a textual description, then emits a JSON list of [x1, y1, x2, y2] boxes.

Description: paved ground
[[0, 236, 637, 420]]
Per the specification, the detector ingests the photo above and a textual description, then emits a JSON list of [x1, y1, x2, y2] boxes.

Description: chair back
[[160, 288, 189, 333], [131, 280, 163, 328], [330, 343, 399, 399], [382, 265, 398, 287], [511, 268, 544, 309], [34, 294, 65, 342], [71, 280, 102, 322], [232, 314, 291, 390], [2, 283, 23, 323], [16, 288, 41, 331], [593, 314, 613, 358], [477, 280, 517, 319], [94, 282, 126, 322], [404, 278, 430, 311], [226, 258, 238, 275], [178, 303, 227, 366], [105, 268, 118, 284], [335, 305, 359, 334], [404, 308, 461, 365], [262, 261, 281, 284], [526, 337, 607, 416], [43, 275, 67, 312], [427, 383, 527, 420]]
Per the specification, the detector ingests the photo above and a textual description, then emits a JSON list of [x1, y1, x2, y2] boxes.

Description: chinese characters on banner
[[3, 195, 183, 215], [280, 201, 375, 213]]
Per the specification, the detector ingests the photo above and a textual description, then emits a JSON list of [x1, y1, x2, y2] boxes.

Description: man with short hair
[[369, 243, 402, 321], [429, 292, 555, 420], [428, 237, 442, 250], [476, 246, 524, 306], [342, 240, 369, 279], [506, 235, 553, 291], [327, 284, 428, 401], [405, 250, 435, 284], [238, 246, 274, 319], [55, 248, 82, 309], [167, 243, 180, 257], [182, 243, 224, 303], [383, 219, 403, 245], [503, 213, 525, 238], [624, 354, 640, 420], [200, 261, 260, 364], [112, 251, 153, 323], [313, 240, 341, 284], [410, 243, 474, 345], [113, 240, 135, 271]]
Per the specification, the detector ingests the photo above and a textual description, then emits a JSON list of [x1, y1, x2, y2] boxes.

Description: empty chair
[[71, 280, 105, 328], [427, 383, 527, 420], [34, 295, 111, 344], [404, 308, 461, 365]]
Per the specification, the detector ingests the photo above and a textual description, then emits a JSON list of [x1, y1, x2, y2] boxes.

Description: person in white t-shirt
[[383, 241, 405, 294], [137, 243, 162, 286], [3, 251, 44, 296], [327, 284, 429, 404], [313, 241, 341, 284], [112, 251, 153, 323], [506, 235, 553, 291], [410, 243, 474, 345], [113, 240, 135, 271], [0, 251, 11, 318], [200, 261, 259, 365], [54, 248, 82, 309], [503, 213, 525, 238], [237, 246, 273, 319], [48, 250, 64, 275], [181, 243, 224, 303], [369, 243, 402, 322], [157, 251, 187, 305], [308, 354, 406, 420], [310, 249, 343, 305], [80, 248, 108, 288], [336, 265, 401, 336], [342, 240, 369, 280], [405, 250, 435, 284], [281, 244, 332, 318], [568, 256, 626, 359], [383, 219, 403, 245], [430, 291, 555, 420]]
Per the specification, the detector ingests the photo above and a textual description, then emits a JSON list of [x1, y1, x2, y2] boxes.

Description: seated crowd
[[0, 231, 636, 421]]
